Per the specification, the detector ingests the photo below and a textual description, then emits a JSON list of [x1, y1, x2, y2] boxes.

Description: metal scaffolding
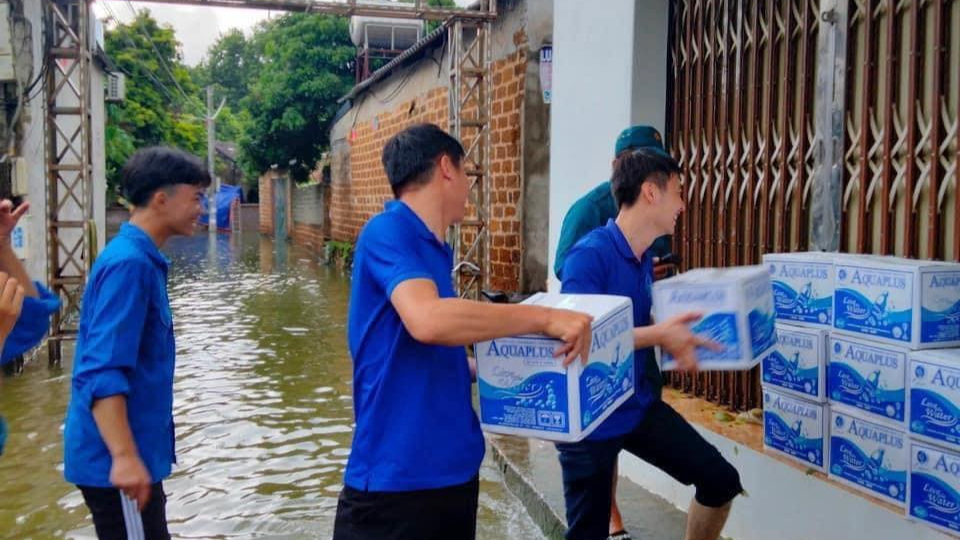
[[43, 0, 94, 365], [448, 13, 492, 300]]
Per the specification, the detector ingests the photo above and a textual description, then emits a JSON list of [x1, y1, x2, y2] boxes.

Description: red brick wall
[[330, 51, 528, 292], [488, 50, 525, 292], [330, 87, 449, 241]]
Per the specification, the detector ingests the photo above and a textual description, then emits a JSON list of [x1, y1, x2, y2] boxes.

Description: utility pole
[[206, 86, 225, 233]]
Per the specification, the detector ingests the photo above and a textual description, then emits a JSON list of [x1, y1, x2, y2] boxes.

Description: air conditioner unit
[[106, 72, 126, 102], [11, 157, 27, 196]]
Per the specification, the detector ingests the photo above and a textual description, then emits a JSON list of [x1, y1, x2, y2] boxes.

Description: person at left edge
[[0, 198, 61, 457]]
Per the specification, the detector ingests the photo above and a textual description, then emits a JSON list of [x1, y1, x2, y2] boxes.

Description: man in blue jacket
[[64, 147, 209, 539], [0, 199, 60, 363], [0, 199, 61, 456]]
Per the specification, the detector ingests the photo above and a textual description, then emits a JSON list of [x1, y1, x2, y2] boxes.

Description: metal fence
[[842, 0, 959, 259], [665, 0, 959, 411]]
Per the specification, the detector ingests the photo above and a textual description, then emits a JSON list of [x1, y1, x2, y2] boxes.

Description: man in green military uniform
[[554, 126, 673, 283], [553, 125, 674, 540]]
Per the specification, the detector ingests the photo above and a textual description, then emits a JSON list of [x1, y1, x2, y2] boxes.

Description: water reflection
[[0, 230, 542, 539]]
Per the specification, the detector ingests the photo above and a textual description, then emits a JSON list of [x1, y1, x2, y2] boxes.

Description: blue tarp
[[200, 184, 243, 230]]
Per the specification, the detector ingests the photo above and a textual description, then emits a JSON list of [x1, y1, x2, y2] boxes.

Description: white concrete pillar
[[547, 0, 669, 290]]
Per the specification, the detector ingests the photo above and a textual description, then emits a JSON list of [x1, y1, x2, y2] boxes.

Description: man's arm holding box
[[390, 279, 594, 367], [561, 244, 716, 372], [632, 313, 720, 372], [362, 217, 595, 367]]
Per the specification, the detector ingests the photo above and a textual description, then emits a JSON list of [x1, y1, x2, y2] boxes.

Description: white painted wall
[[547, 0, 669, 290], [619, 426, 951, 540], [22, 0, 46, 283]]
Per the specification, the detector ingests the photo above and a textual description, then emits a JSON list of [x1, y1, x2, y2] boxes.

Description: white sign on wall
[[11, 219, 27, 260], [539, 46, 553, 104]]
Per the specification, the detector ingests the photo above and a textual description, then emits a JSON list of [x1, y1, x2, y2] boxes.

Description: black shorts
[[78, 483, 170, 540], [332, 476, 479, 540], [556, 400, 743, 540]]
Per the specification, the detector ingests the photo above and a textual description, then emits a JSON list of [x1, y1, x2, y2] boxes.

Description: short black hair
[[611, 148, 681, 208], [121, 146, 211, 207], [382, 123, 465, 198]]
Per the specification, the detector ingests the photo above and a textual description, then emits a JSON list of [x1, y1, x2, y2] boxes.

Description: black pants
[[78, 483, 170, 540], [556, 400, 743, 540], [333, 476, 479, 540]]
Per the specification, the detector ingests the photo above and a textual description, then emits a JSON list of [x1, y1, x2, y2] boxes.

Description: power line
[[123, 1, 193, 103]]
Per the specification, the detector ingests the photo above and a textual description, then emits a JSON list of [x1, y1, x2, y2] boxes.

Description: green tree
[[194, 29, 257, 107], [104, 10, 206, 200], [238, 14, 355, 182], [214, 105, 251, 144]]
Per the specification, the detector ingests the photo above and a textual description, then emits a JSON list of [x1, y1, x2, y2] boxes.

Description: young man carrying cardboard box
[[333, 123, 594, 540], [558, 148, 743, 540]]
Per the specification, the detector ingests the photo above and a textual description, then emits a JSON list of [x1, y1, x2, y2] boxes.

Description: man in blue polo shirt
[[64, 147, 210, 539], [558, 149, 743, 540], [0, 198, 61, 457], [333, 123, 594, 540], [555, 126, 675, 540]]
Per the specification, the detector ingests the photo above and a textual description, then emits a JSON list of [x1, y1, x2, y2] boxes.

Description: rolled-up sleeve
[[71, 260, 150, 410], [0, 282, 61, 364]]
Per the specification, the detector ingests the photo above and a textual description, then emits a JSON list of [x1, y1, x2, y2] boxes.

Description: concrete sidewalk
[[488, 434, 688, 540]]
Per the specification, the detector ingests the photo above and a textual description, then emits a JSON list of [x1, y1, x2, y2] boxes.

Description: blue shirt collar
[[119, 222, 170, 269], [385, 200, 446, 245], [604, 218, 646, 263]]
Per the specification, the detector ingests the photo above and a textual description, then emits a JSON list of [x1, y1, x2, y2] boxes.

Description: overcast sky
[[92, 0, 474, 66]]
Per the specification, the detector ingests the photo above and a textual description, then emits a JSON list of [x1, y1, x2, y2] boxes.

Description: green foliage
[[104, 10, 206, 201], [238, 14, 355, 182], [193, 29, 258, 108], [325, 240, 355, 267], [105, 3, 464, 194], [214, 105, 251, 144]]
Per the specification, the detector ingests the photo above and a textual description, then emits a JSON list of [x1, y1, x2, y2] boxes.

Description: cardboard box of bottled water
[[834, 255, 960, 349], [762, 388, 828, 472], [762, 323, 828, 402], [652, 266, 777, 371], [909, 349, 960, 450], [475, 293, 635, 442], [829, 407, 908, 507], [828, 334, 908, 428], [763, 252, 834, 329], [908, 442, 960, 536]]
